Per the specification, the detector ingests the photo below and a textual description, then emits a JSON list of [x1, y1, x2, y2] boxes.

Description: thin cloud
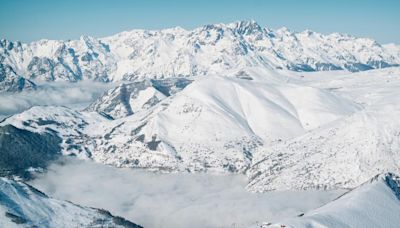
[[30, 158, 343, 228], [0, 81, 114, 118]]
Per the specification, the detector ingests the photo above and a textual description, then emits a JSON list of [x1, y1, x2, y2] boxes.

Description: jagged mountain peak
[[198, 20, 263, 36], [227, 19, 263, 35]]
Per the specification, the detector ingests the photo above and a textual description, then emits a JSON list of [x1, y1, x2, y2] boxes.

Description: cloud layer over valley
[[29, 158, 343, 228]]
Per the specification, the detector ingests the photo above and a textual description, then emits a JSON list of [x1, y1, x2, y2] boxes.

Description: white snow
[[0, 177, 140, 227], [264, 173, 400, 228], [248, 67, 400, 191], [0, 42, 400, 227], [1, 20, 400, 228], [1, 69, 359, 173], [2, 20, 400, 85]]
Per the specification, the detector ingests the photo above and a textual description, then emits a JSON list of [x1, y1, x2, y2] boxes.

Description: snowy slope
[[248, 105, 400, 191], [384, 43, 400, 60], [0, 63, 36, 92], [247, 67, 400, 191], [263, 173, 400, 228], [91, 75, 358, 173], [0, 177, 142, 228], [1, 20, 399, 88], [0, 106, 111, 159], [0, 72, 360, 173]]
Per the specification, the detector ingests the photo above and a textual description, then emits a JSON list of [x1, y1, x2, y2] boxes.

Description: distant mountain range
[[1, 20, 400, 92]]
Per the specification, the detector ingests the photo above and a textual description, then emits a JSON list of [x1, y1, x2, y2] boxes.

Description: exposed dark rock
[[0, 125, 62, 179]]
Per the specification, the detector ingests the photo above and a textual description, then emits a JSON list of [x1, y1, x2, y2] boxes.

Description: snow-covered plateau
[[1, 21, 400, 227]]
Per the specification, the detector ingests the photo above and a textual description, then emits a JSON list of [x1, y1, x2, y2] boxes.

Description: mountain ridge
[[1, 20, 400, 92], [264, 173, 400, 228], [0, 72, 361, 174], [0, 177, 142, 228]]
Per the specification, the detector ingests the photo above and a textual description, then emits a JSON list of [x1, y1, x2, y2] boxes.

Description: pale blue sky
[[0, 0, 399, 43]]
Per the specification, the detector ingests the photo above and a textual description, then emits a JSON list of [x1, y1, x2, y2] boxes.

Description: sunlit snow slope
[[0, 177, 142, 228], [264, 173, 400, 228], [248, 67, 400, 191], [0, 69, 360, 174]]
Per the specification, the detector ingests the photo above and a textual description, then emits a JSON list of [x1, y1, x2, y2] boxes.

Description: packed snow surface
[[265, 173, 400, 228], [248, 67, 400, 191]]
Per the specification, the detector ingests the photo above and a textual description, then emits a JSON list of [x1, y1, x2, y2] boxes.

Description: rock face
[[1, 20, 400, 86], [85, 78, 192, 119], [264, 173, 400, 228], [0, 177, 142, 228], [0, 63, 36, 92]]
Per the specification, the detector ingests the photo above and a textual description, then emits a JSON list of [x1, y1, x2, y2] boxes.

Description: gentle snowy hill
[[1, 20, 400, 88], [263, 173, 400, 228], [0, 177, 142, 228]]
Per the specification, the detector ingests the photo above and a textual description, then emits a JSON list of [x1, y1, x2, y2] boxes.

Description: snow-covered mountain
[[0, 63, 36, 92], [247, 103, 400, 191], [247, 69, 400, 191], [0, 177, 142, 228], [263, 173, 400, 228], [1, 66, 399, 191], [0, 123, 62, 178], [1, 20, 400, 90], [85, 78, 192, 119], [0, 106, 108, 161], [0, 69, 360, 174], [0, 36, 114, 83]]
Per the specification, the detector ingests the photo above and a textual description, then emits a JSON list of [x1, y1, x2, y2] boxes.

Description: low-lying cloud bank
[[0, 81, 114, 118], [30, 158, 343, 227]]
